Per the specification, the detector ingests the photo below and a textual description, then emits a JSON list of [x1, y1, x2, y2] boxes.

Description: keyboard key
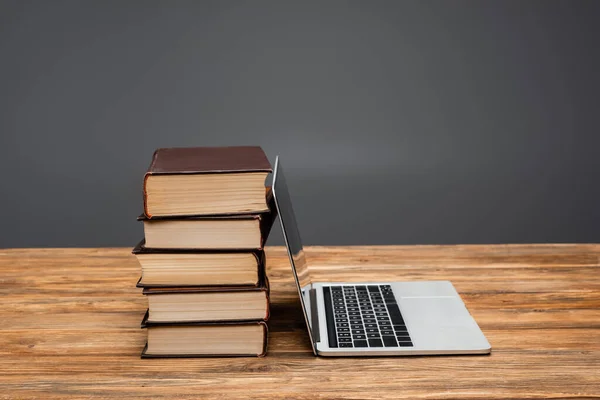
[[381, 330, 394, 336], [398, 341, 413, 347], [368, 338, 383, 347], [377, 316, 389, 321], [338, 337, 352, 343], [368, 285, 379, 292], [386, 303, 401, 312], [387, 304, 404, 319], [352, 330, 365, 335], [336, 323, 349, 328], [354, 340, 368, 347], [351, 325, 363, 330], [349, 316, 361, 321], [365, 323, 377, 328], [367, 333, 380, 338], [337, 328, 349, 332], [364, 319, 377, 324], [393, 325, 407, 331], [338, 332, 351, 337], [366, 328, 378, 333], [339, 343, 353, 348], [382, 336, 398, 347], [379, 321, 391, 326], [353, 334, 366, 340], [347, 307, 359, 312]]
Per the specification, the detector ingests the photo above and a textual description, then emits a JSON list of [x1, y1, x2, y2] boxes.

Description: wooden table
[[1, 245, 599, 399]]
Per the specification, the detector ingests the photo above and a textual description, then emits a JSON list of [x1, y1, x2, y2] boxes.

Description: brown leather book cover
[[140, 311, 268, 358], [145, 146, 271, 175], [134, 246, 267, 288], [136, 187, 277, 249]]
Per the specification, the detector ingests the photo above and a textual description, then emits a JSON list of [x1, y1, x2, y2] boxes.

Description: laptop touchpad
[[401, 297, 486, 349]]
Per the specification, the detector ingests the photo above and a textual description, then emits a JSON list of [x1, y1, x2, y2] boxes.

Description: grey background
[[1, 0, 599, 248]]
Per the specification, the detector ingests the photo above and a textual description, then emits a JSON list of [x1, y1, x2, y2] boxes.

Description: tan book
[[143, 146, 272, 218], [137, 191, 275, 249], [143, 276, 270, 323], [133, 241, 265, 287], [140, 312, 268, 358]]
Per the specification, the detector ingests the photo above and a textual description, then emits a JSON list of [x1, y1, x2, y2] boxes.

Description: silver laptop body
[[272, 156, 491, 356]]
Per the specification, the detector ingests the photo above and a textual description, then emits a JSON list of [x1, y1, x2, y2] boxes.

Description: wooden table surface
[[1, 245, 599, 399]]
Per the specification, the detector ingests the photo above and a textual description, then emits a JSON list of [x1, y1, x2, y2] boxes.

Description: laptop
[[271, 156, 491, 356]]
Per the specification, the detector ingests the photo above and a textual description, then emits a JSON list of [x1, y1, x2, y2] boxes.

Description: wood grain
[[0, 245, 599, 399]]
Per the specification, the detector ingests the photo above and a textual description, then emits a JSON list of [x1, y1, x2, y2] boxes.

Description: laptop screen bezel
[[271, 156, 317, 355]]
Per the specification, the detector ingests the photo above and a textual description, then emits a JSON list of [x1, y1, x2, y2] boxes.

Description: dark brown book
[[133, 241, 266, 287], [143, 146, 272, 218], [143, 274, 270, 323], [140, 311, 268, 358], [137, 188, 276, 250]]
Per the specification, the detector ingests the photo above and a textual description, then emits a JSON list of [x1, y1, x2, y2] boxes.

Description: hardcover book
[[138, 188, 276, 250], [143, 274, 270, 323], [143, 146, 272, 218], [133, 241, 266, 287], [140, 311, 268, 358]]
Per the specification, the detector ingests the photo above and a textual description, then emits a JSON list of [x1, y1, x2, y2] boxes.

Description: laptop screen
[[271, 157, 316, 352]]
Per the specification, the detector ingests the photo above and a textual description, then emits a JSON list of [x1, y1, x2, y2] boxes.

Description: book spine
[[258, 321, 268, 357], [142, 149, 160, 218]]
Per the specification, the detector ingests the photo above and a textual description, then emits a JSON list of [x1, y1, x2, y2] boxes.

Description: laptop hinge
[[309, 288, 320, 343]]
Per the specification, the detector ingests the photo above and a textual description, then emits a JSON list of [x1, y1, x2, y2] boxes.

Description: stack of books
[[133, 146, 275, 357]]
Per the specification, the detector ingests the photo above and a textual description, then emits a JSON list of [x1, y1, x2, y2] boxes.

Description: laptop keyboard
[[323, 285, 413, 348]]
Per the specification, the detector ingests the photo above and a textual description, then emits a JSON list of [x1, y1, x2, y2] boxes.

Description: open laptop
[[271, 156, 491, 356]]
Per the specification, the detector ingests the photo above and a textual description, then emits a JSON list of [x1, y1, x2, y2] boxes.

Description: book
[[140, 312, 268, 357], [138, 189, 276, 250], [143, 276, 270, 323], [143, 146, 272, 218], [133, 241, 266, 287]]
